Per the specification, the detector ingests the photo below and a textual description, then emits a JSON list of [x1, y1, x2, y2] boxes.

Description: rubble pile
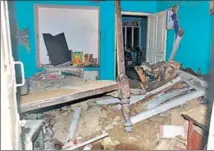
[[136, 61, 181, 85], [21, 60, 210, 150]]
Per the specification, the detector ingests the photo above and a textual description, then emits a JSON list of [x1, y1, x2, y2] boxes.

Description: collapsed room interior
[[1, 0, 214, 150]]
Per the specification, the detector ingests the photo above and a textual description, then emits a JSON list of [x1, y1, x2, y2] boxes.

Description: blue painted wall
[[157, 1, 212, 74], [14, 1, 157, 80]]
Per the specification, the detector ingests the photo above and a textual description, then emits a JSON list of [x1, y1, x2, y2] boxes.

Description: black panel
[[43, 33, 71, 66]]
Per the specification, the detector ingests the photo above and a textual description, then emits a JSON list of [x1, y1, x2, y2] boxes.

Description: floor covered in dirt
[[26, 94, 206, 150]]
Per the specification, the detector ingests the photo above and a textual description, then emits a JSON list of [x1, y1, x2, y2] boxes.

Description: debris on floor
[[20, 60, 210, 150], [159, 125, 185, 138]]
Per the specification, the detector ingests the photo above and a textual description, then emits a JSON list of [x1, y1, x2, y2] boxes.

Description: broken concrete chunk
[[159, 125, 185, 138], [101, 137, 114, 150]]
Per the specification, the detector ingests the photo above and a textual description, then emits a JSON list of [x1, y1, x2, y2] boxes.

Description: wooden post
[[115, 0, 132, 132]]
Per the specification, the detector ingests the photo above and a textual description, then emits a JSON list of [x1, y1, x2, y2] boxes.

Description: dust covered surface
[[36, 95, 203, 150]]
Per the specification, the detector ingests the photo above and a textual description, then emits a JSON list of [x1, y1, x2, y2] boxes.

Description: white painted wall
[[37, 6, 99, 65]]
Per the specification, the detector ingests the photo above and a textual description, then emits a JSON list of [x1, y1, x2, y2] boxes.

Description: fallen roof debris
[[20, 60, 211, 150], [131, 89, 205, 125], [159, 125, 185, 138]]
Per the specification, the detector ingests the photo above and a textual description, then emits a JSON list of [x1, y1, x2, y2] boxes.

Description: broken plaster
[[16, 26, 30, 52]]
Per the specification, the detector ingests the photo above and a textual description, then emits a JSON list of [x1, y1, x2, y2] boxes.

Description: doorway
[[122, 14, 148, 80], [116, 11, 167, 81]]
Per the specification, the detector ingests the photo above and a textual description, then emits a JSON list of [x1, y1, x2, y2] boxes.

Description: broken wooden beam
[[146, 76, 181, 96], [134, 66, 147, 83], [145, 87, 191, 110], [176, 69, 208, 88], [130, 89, 205, 125], [96, 95, 145, 106], [63, 133, 109, 150], [168, 29, 184, 61], [66, 107, 81, 143]]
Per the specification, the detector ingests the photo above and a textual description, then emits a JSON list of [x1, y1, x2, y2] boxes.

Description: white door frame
[[121, 11, 151, 16], [114, 11, 167, 77]]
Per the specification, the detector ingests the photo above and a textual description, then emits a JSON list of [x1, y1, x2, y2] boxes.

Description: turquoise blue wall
[[157, 1, 212, 74], [14, 1, 157, 80]]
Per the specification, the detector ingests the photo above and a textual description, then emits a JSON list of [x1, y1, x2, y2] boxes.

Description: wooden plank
[[20, 83, 118, 113], [130, 89, 205, 125], [115, 0, 125, 75], [63, 133, 108, 150]]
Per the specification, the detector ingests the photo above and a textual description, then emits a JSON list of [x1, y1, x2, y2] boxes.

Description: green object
[[62, 72, 73, 76]]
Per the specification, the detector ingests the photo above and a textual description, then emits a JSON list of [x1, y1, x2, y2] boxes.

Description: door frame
[[114, 11, 151, 78], [114, 11, 167, 78]]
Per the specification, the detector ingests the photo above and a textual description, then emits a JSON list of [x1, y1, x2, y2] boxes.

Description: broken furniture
[[181, 104, 210, 150], [20, 76, 118, 113], [182, 114, 207, 150], [21, 120, 44, 150]]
